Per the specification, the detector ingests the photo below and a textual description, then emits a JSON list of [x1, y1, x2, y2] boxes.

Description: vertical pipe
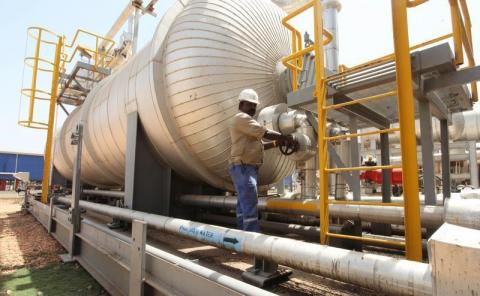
[[313, 0, 328, 244], [41, 36, 62, 204], [391, 0, 422, 261], [440, 119, 451, 201], [468, 141, 478, 188], [323, 0, 341, 73], [132, 6, 141, 55]]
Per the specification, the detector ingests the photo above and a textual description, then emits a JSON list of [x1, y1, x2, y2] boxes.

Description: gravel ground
[[0, 196, 106, 295], [0, 197, 64, 273]]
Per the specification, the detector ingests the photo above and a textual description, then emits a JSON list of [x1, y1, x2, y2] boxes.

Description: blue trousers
[[229, 165, 260, 232]]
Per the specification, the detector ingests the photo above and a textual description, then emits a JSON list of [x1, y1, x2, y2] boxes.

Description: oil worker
[[229, 89, 297, 232]]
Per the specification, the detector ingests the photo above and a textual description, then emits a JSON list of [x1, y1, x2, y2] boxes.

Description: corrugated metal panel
[[17, 155, 44, 181], [0, 153, 16, 173], [0, 153, 43, 181]]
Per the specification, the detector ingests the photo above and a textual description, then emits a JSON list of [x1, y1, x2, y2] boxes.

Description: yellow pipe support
[[324, 127, 400, 141], [326, 232, 406, 248], [391, 0, 423, 261], [449, 0, 464, 66], [41, 36, 63, 204], [457, 0, 477, 102], [312, 0, 329, 246], [324, 90, 397, 110], [328, 200, 404, 207], [325, 164, 401, 173], [291, 31, 298, 91], [27, 29, 42, 123]]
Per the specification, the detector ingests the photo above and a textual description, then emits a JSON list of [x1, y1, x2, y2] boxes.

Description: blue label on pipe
[[178, 225, 243, 252], [179, 225, 223, 245]]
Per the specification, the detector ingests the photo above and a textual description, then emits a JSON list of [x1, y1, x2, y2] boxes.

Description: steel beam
[[440, 119, 451, 200], [418, 99, 437, 205], [130, 220, 147, 296]]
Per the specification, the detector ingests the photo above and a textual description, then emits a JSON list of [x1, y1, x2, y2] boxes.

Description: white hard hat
[[238, 89, 259, 105]]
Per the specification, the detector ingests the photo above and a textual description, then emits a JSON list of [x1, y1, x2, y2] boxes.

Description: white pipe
[[323, 0, 341, 73], [382, 110, 480, 144], [81, 218, 275, 296], [57, 196, 432, 295], [468, 141, 479, 188], [178, 195, 480, 229]]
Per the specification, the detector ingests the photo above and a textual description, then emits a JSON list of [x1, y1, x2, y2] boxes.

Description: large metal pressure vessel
[[54, 0, 295, 190]]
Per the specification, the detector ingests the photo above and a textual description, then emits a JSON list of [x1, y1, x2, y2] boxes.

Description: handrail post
[[391, 0, 423, 261], [449, 0, 464, 66], [28, 29, 42, 123]]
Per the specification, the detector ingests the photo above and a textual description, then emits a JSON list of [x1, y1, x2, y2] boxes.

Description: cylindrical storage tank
[[54, 0, 295, 191]]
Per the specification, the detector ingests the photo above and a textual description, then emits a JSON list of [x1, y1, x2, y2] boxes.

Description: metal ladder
[[282, 0, 431, 261]]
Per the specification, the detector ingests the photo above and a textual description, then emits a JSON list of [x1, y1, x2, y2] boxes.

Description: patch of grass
[[0, 263, 106, 296]]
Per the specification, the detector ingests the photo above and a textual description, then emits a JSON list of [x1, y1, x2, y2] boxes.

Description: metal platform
[[288, 43, 480, 129], [57, 61, 111, 107]]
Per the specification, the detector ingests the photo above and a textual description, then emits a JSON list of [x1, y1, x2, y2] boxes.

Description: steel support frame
[[40, 36, 63, 204], [370, 133, 393, 236], [66, 123, 84, 260], [391, 0, 423, 261], [124, 111, 173, 215], [440, 119, 451, 201], [418, 98, 437, 205]]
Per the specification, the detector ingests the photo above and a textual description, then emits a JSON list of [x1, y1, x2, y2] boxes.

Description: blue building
[[0, 151, 44, 182]]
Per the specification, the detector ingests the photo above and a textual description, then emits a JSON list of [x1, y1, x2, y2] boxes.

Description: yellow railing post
[[449, 0, 464, 66], [41, 36, 63, 204], [28, 30, 42, 123], [311, 0, 329, 245], [391, 0, 423, 261]]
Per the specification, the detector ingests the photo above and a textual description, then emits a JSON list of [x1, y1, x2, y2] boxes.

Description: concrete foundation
[[428, 223, 480, 295]]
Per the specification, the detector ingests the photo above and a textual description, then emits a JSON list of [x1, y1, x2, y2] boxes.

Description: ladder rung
[[324, 128, 400, 141], [328, 200, 404, 207], [325, 164, 401, 173], [324, 90, 397, 111], [326, 232, 406, 247]]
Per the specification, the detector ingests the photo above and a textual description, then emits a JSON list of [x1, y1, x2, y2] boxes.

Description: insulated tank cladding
[[53, 0, 295, 191]]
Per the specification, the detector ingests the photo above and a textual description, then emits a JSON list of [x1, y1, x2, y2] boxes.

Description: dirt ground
[[0, 195, 105, 295], [0, 197, 63, 273]]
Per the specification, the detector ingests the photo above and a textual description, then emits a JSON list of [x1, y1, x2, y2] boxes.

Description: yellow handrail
[[282, 0, 332, 91]]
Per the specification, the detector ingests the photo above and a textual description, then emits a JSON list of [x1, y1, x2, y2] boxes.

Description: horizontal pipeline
[[83, 189, 125, 198], [56, 196, 432, 296], [80, 217, 275, 296], [178, 195, 480, 229]]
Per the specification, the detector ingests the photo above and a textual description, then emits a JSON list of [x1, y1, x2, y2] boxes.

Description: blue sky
[[0, 0, 479, 154]]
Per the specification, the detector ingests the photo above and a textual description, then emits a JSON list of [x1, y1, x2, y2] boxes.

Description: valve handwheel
[[278, 136, 299, 156]]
